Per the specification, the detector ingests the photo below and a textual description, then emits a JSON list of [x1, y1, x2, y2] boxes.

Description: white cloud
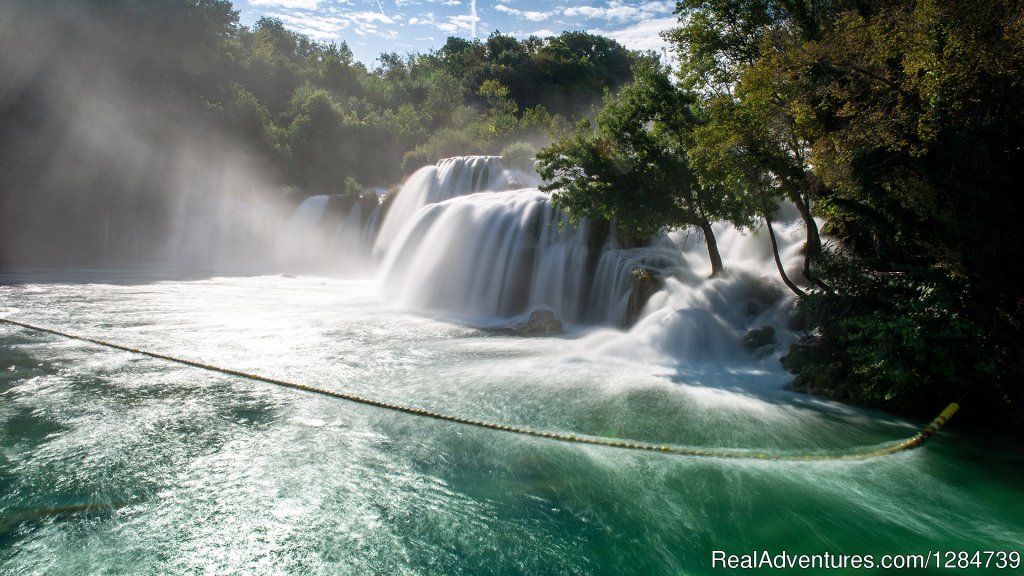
[[409, 13, 438, 26], [257, 6, 402, 43], [503, 28, 554, 39], [353, 23, 378, 36], [351, 10, 395, 25], [437, 12, 479, 35], [566, 1, 675, 23], [591, 16, 678, 64], [248, 0, 322, 9], [566, 5, 637, 21], [269, 12, 348, 40], [641, 1, 676, 10], [494, 4, 552, 22]]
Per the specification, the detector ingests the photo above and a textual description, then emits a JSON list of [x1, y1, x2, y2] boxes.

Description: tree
[[669, 0, 831, 288], [665, 0, 1024, 422], [532, 31, 640, 118], [537, 63, 755, 277], [787, 0, 1024, 419], [243, 17, 304, 116], [477, 79, 519, 138]]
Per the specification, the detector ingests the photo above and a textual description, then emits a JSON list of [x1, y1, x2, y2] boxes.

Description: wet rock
[[744, 280, 784, 317], [515, 308, 563, 335], [780, 338, 817, 371], [626, 267, 664, 327], [743, 325, 776, 352]]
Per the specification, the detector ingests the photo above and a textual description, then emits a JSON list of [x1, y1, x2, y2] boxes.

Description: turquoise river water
[[1, 271, 1022, 575]]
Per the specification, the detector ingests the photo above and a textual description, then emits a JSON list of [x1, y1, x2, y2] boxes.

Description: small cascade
[[332, 192, 384, 275], [360, 187, 386, 249], [332, 200, 361, 251], [274, 195, 330, 266], [580, 216, 807, 364], [271, 191, 388, 274]]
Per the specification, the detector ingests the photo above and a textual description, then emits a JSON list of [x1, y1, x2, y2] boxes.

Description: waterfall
[[274, 195, 330, 266], [332, 200, 361, 253], [330, 194, 383, 276], [378, 189, 600, 321], [276, 156, 809, 355]]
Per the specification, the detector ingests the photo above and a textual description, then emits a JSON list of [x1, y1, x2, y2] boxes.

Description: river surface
[[1, 271, 1022, 575]]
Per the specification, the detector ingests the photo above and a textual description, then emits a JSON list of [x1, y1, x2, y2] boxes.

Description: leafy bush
[[785, 248, 1020, 424]]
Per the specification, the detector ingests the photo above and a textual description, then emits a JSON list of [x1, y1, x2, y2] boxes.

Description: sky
[[233, 0, 679, 68]]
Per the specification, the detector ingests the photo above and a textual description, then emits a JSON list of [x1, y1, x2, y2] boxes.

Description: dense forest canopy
[[1, 0, 1021, 424]]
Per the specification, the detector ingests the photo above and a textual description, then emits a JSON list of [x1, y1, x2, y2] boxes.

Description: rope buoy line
[[0, 317, 959, 461]]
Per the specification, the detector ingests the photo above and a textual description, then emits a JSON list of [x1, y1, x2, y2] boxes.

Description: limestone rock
[[515, 308, 563, 335], [743, 325, 776, 356]]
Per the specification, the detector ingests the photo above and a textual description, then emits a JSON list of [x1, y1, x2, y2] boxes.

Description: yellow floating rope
[[0, 317, 958, 461]]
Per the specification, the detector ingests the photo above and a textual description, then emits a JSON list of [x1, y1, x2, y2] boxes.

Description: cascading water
[[378, 188, 595, 321], [273, 192, 383, 274], [274, 194, 330, 267], [373, 156, 538, 255], [281, 156, 808, 343], [374, 157, 801, 350]]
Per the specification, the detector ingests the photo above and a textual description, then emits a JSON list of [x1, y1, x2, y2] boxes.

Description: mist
[[0, 1, 649, 272], [0, 1, 292, 270]]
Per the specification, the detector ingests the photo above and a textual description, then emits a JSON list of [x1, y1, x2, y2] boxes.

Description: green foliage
[[808, 1, 1024, 302], [499, 141, 536, 162], [342, 175, 364, 197], [403, 126, 490, 172], [804, 1, 1024, 424], [477, 79, 519, 137], [220, 83, 274, 153], [499, 141, 537, 172], [674, 0, 826, 253], [787, 251, 1020, 421], [538, 62, 752, 240]]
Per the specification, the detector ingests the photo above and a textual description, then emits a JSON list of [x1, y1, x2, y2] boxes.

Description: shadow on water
[[1, 406, 68, 448], [0, 500, 128, 552]]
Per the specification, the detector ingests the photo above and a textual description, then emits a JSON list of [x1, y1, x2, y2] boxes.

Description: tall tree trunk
[[790, 191, 832, 292], [765, 215, 805, 298], [792, 192, 821, 257], [699, 220, 724, 277]]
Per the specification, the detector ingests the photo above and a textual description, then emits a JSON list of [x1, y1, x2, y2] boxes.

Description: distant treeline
[[1, 0, 645, 188]]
